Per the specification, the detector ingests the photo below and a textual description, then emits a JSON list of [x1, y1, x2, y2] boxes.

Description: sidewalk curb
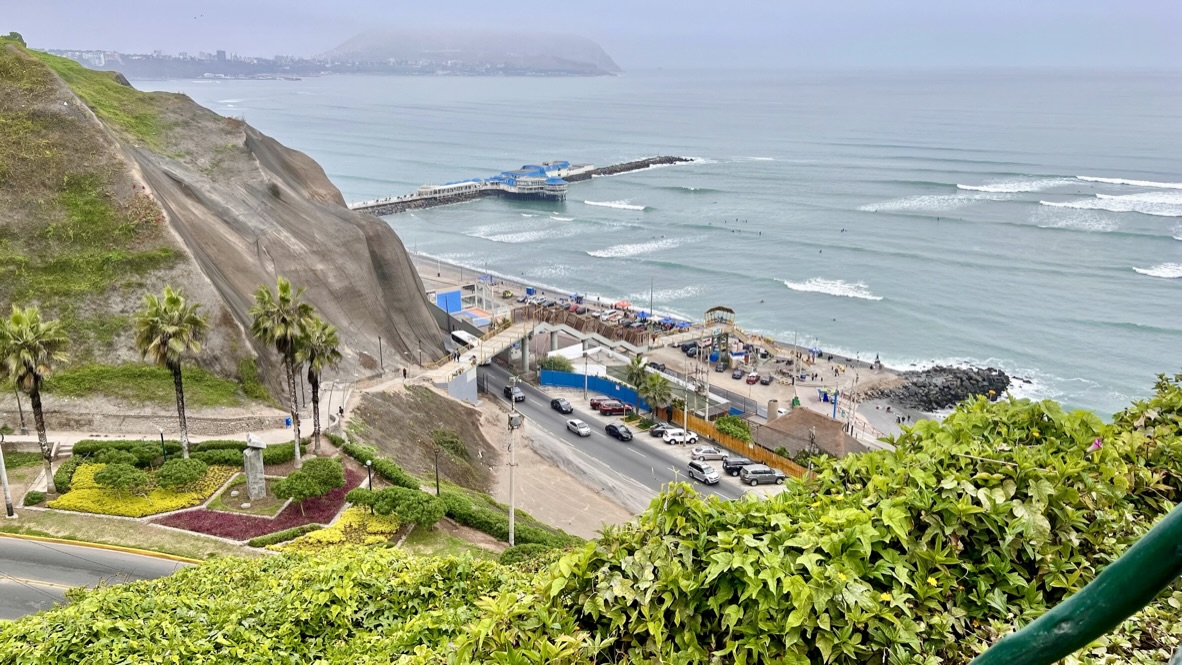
[[0, 532, 203, 565]]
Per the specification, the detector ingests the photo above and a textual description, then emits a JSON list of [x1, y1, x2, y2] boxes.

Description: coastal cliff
[[0, 37, 443, 395]]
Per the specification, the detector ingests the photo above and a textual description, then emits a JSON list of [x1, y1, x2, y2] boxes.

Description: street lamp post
[[583, 352, 589, 399], [1, 429, 15, 518], [507, 409, 524, 546], [365, 459, 374, 514], [158, 427, 167, 463]]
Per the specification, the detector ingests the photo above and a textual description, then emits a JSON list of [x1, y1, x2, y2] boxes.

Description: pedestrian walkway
[[420, 322, 533, 384]]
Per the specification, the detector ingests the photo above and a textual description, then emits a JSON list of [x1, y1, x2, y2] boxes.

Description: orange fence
[[671, 409, 809, 479]]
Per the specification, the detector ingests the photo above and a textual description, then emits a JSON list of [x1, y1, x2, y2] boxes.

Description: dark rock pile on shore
[[866, 366, 1011, 412]]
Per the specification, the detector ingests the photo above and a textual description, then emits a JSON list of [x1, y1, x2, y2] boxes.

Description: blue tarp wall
[[540, 370, 649, 412], [435, 290, 462, 314]]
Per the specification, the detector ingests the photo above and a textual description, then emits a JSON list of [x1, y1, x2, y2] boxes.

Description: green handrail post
[[971, 502, 1182, 665]]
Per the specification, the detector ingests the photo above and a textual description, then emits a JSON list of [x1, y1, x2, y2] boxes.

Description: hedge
[[339, 442, 421, 490], [49, 464, 237, 517], [53, 457, 81, 493], [73, 439, 183, 462], [190, 442, 295, 467], [23, 490, 45, 507], [439, 490, 572, 548], [247, 524, 323, 548], [497, 543, 554, 566]]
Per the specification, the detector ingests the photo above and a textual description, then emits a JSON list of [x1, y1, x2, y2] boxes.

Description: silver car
[[687, 460, 720, 485], [566, 419, 591, 437], [690, 445, 725, 461]]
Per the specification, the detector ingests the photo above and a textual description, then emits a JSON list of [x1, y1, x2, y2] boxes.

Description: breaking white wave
[[782, 278, 883, 301], [1133, 263, 1182, 279], [468, 220, 578, 244], [584, 200, 647, 211], [587, 237, 686, 258], [1077, 176, 1182, 190], [1032, 207, 1120, 233], [858, 192, 1008, 213], [1040, 191, 1182, 217], [624, 285, 704, 302], [520, 213, 537, 217], [550, 216, 574, 222], [957, 178, 1072, 193]]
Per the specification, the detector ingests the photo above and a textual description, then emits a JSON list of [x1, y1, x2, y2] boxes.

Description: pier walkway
[[349, 156, 693, 216]]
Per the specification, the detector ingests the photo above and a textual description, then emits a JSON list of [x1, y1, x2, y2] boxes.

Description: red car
[[589, 395, 613, 410], [745, 372, 760, 385], [599, 401, 634, 416]]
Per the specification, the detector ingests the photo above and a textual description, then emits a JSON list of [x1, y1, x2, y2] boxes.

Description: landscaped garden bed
[[269, 506, 400, 552], [152, 466, 363, 540], [48, 463, 237, 517], [206, 475, 286, 516]]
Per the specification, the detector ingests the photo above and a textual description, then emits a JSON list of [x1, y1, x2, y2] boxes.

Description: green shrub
[[94, 449, 139, 466], [246, 524, 322, 548], [53, 457, 81, 493], [191, 449, 242, 466], [262, 442, 295, 466], [23, 490, 45, 506], [274, 458, 344, 516], [431, 428, 468, 461], [155, 459, 209, 492], [301, 457, 345, 492], [93, 463, 151, 498], [715, 414, 752, 442], [347, 487, 445, 528], [539, 355, 573, 372], [340, 442, 420, 490], [439, 490, 570, 547], [73, 439, 182, 464], [498, 543, 553, 566], [191, 440, 249, 452]]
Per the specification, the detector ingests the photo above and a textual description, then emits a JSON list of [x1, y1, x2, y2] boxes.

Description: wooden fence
[[671, 409, 809, 479]]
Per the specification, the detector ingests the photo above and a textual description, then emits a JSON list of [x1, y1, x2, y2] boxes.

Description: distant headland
[[45, 28, 620, 80]]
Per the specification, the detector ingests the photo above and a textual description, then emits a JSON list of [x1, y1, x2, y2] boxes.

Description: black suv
[[721, 455, 755, 476], [550, 398, 573, 414], [503, 385, 525, 402], [739, 464, 786, 486], [646, 361, 667, 372], [605, 423, 633, 441]]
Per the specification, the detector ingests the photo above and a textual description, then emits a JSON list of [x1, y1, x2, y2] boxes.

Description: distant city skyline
[[7, 0, 1182, 69]]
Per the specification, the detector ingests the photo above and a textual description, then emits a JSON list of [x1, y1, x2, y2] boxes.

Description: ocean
[[138, 69, 1182, 416]]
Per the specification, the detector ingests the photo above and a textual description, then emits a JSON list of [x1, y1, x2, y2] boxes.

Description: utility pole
[[583, 352, 589, 399], [1, 429, 15, 518], [507, 402, 524, 547], [434, 446, 441, 496]]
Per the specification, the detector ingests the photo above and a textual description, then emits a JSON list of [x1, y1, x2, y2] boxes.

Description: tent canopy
[[614, 300, 632, 310]]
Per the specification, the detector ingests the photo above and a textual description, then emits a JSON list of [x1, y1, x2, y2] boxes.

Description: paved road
[[479, 366, 744, 503], [0, 536, 191, 620]]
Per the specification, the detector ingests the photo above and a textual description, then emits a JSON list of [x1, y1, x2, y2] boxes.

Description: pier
[[348, 155, 694, 216]]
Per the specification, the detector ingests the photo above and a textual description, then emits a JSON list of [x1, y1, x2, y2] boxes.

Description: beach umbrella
[[660, 317, 674, 325], [614, 300, 632, 310], [677, 321, 691, 328], [637, 311, 649, 320]]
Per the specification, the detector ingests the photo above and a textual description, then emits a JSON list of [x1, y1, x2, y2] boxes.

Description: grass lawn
[[44, 363, 251, 408], [400, 525, 498, 560], [206, 475, 285, 517], [0, 510, 257, 560]]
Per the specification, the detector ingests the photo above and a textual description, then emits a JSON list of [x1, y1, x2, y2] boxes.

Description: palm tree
[[134, 286, 208, 459], [625, 355, 648, 415], [0, 306, 69, 489], [639, 373, 673, 418], [296, 315, 341, 454], [250, 277, 313, 469]]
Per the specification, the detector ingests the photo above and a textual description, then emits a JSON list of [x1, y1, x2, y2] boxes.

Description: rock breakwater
[[863, 366, 1011, 412]]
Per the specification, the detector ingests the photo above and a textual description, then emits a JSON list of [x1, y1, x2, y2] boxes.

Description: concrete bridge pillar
[[550, 331, 558, 352]]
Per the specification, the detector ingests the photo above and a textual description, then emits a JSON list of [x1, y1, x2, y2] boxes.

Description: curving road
[[0, 535, 191, 620], [479, 365, 745, 503]]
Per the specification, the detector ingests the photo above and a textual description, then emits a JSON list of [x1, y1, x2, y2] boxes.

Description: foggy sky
[[6, 0, 1180, 69]]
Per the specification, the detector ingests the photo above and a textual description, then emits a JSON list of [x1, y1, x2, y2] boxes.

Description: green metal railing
[[971, 502, 1182, 665]]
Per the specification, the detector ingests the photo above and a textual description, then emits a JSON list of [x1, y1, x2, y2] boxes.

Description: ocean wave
[[520, 213, 537, 218], [550, 216, 574, 222], [624, 285, 704, 303], [584, 200, 647, 211], [1040, 191, 1182, 217], [1133, 263, 1182, 279], [957, 177, 1072, 193], [1033, 208, 1120, 233], [1077, 175, 1182, 190], [782, 278, 883, 301], [468, 220, 579, 244], [586, 237, 686, 258], [858, 193, 1008, 213]]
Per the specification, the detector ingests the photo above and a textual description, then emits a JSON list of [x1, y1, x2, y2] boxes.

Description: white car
[[566, 419, 591, 437], [662, 428, 699, 445]]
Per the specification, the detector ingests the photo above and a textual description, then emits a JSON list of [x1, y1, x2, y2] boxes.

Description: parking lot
[[542, 385, 786, 499]]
